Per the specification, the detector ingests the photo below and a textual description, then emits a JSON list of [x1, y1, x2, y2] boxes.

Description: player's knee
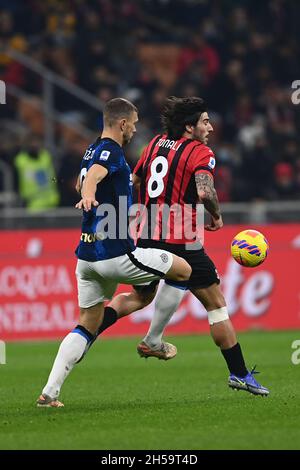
[[207, 306, 229, 326], [208, 297, 226, 311], [165, 256, 191, 282], [179, 258, 192, 281], [203, 287, 226, 311]]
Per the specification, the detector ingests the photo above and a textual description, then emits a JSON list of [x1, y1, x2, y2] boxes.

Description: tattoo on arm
[[195, 173, 221, 219]]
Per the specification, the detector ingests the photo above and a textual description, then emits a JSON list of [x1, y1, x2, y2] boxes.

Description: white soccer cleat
[[137, 341, 177, 360], [36, 394, 64, 408]]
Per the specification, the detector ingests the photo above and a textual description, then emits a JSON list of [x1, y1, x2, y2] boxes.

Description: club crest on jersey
[[99, 150, 110, 161], [160, 253, 169, 263], [208, 156, 216, 169]]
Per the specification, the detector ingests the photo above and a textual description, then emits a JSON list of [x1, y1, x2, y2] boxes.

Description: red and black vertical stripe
[[159, 140, 201, 241], [145, 143, 171, 240]]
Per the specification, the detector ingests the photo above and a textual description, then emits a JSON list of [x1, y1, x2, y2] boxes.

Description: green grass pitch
[[0, 331, 300, 450]]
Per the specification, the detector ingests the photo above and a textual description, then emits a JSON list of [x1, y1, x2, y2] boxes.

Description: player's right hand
[[75, 197, 99, 211]]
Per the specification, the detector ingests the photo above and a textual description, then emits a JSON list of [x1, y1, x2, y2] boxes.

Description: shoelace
[[248, 365, 263, 387], [250, 365, 259, 375]]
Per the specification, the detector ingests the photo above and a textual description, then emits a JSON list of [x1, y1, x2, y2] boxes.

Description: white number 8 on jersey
[[147, 156, 169, 198]]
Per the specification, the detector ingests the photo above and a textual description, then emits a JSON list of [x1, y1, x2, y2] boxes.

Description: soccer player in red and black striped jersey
[[134, 112, 219, 245], [95, 96, 269, 395], [131, 97, 269, 395]]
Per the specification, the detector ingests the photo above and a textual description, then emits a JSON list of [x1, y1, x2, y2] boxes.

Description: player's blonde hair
[[103, 98, 137, 127]]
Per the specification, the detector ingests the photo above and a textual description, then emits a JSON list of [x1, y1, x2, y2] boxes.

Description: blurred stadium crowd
[[0, 0, 300, 210]]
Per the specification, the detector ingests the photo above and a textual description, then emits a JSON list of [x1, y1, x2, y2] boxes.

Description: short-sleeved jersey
[[75, 137, 135, 261], [133, 134, 216, 245]]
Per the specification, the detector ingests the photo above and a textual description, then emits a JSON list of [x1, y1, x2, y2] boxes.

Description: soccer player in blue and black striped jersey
[[36, 98, 191, 407], [75, 123, 135, 261]]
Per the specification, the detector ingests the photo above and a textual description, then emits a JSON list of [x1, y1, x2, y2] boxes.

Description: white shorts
[[76, 247, 173, 307]]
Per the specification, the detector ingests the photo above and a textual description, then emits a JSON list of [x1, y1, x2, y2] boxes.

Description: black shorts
[[137, 240, 220, 290], [133, 280, 159, 294]]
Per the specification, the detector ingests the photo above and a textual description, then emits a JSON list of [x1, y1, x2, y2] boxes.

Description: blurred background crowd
[[0, 0, 299, 211]]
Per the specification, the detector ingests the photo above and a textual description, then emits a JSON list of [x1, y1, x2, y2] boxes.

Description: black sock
[[97, 307, 118, 336], [221, 342, 248, 377]]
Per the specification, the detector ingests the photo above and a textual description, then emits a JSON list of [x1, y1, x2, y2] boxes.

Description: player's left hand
[[75, 197, 99, 211], [205, 215, 223, 231]]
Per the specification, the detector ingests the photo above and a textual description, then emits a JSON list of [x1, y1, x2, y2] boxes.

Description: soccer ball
[[231, 229, 269, 267]]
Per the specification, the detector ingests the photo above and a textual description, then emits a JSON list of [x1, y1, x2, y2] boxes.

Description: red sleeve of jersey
[[190, 145, 216, 177]]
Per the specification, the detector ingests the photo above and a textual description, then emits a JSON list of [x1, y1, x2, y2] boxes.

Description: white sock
[[42, 331, 88, 399], [144, 283, 186, 348]]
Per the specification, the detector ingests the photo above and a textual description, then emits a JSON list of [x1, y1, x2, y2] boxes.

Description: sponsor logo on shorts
[[160, 253, 169, 263]]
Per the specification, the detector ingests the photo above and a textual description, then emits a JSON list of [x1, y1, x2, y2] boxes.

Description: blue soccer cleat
[[228, 366, 269, 396]]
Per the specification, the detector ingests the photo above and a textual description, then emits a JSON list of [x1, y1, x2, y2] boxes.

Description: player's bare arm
[[75, 164, 108, 211], [195, 172, 223, 231], [132, 173, 141, 190]]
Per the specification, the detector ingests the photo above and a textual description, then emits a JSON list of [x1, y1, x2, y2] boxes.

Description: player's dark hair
[[161, 96, 207, 139], [103, 98, 137, 126]]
